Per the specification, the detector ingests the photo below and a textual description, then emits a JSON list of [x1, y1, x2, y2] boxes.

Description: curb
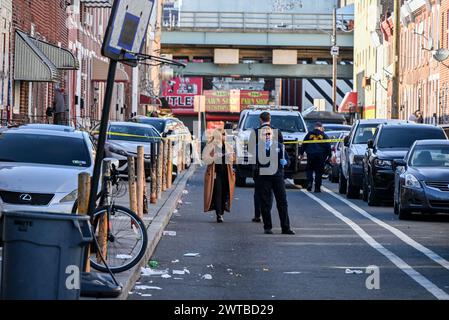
[[115, 165, 197, 300]]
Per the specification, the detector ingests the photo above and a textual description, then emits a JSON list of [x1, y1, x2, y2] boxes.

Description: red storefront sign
[[204, 90, 240, 113], [162, 77, 203, 111], [240, 90, 270, 109]]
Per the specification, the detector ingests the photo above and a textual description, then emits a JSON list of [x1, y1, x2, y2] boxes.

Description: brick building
[[439, 0, 449, 124], [399, 0, 440, 123], [11, 0, 78, 123], [0, 0, 12, 122]]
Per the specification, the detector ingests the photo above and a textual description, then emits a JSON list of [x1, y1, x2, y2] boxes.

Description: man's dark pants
[[307, 153, 326, 188], [254, 184, 273, 219], [255, 175, 290, 231]]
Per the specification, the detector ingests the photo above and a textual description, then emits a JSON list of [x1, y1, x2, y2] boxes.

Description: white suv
[[235, 106, 308, 187]]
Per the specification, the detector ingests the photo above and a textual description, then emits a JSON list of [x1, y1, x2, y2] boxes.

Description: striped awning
[[14, 30, 79, 82], [80, 0, 113, 8], [92, 58, 129, 83]]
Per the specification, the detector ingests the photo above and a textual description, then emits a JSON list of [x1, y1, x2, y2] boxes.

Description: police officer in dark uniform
[[299, 122, 332, 193], [253, 112, 295, 235]]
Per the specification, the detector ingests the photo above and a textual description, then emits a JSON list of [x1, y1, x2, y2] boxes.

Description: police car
[[235, 106, 308, 187]]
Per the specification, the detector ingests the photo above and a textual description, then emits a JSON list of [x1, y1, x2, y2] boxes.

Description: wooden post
[[162, 139, 168, 192], [78, 172, 91, 272], [97, 160, 111, 263], [128, 156, 138, 214], [157, 141, 163, 200], [167, 139, 173, 189], [177, 138, 183, 173], [150, 142, 157, 204], [143, 182, 149, 214], [136, 146, 145, 218]]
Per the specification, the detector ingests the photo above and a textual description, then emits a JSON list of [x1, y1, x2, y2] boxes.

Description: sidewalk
[[0, 165, 197, 300]]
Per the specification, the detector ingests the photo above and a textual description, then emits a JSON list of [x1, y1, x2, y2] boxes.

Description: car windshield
[[410, 145, 449, 167], [353, 123, 380, 144], [0, 133, 91, 167], [378, 128, 446, 149], [108, 125, 160, 143], [135, 119, 165, 133], [243, 115, 306, 133]]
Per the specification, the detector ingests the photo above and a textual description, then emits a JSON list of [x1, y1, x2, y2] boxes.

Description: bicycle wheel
[[90, 205, 148, 273]]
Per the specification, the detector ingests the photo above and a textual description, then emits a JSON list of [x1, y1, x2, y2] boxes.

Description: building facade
[[439, 0, 449, 124], [0, 0, 12, 122], [400, 0, 440, 124]]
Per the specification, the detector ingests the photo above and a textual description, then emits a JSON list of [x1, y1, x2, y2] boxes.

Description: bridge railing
[[163, 11, 354, 32]]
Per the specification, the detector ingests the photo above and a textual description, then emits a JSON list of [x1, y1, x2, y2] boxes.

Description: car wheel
[[362, 175, 368, 202], [398, 202, 412, 220], [393, 198, 399, 215], [367, 174, 380, 206], [338, 167, 347, 194], [330, 168, 339, 183], [347, 171, 360, 199]]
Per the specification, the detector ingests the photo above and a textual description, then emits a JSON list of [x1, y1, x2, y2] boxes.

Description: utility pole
[[391, 0, 401, 119], [332, 4, 338, 112]]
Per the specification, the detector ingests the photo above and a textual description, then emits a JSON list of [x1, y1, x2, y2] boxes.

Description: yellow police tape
[[92, 131, 190, 141], [93, 131, 342, 144]]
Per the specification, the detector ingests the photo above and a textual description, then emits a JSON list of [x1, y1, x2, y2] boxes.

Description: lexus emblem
[[20, 194, 32, 202]]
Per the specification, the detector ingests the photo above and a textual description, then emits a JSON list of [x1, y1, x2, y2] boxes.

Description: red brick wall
[[440, 0, 449, 123], [12, 0, 69, 122]]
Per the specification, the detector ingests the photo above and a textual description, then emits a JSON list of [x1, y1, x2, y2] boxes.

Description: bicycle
[[72, 158, 148, 273]]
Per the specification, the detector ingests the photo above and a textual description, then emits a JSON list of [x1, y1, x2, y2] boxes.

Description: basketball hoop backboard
[[102, 0, 155, 67]]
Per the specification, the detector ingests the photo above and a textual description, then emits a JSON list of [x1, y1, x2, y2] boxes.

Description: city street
[[130, 168, 449, 300]]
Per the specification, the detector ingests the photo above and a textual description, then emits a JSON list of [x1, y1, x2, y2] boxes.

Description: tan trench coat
[[203, 142, 236, 213]]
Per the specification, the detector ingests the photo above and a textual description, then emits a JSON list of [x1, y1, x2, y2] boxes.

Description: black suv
[[363, 123, 447, 206]]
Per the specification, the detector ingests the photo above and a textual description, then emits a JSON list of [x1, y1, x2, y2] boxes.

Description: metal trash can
[[1, 211, 92, 300]]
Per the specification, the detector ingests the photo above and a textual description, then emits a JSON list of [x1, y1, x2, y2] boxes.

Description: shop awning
[[92, 58, 129, 83], [80, 0, 113, 8], [14, 30, 79, 82], [339, 92, 358, 113], [140, 95, 161, 105]]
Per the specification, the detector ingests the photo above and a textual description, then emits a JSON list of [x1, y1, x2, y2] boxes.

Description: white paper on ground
[[116, 254, 133, 259], [174, 278, 184, 280], [171, 259, 180, 263], [141, 267, 169, 277], [182, 190, 189, 194], [202, 274, 213, 280], [141, 294, 152, 297], [207, 264, 214, 269], [283, 271, 302, 274], [135, 285, 162, 290], [184, 253, 200, 257], [345, 268, 363, 274], [163, 231, 177, 236], [161, 274, 172, 279]]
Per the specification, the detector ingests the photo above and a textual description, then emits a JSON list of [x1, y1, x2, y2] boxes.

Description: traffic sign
[[331, 46, 340, 56]]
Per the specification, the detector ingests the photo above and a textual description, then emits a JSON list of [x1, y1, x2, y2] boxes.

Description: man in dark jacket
[[299, 122, 332, 193], [253, 112, 295, 235]]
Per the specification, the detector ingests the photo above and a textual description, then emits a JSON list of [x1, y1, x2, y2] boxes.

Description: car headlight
[[60, 189, 78, 203], [374, 159, 392, 168], [405, 174, 422, 189], [109, 146, 128, 157]]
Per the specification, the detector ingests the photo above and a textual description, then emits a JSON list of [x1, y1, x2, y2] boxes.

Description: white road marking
[[322, 186, 449, 272], [301, 190, 449, 300]]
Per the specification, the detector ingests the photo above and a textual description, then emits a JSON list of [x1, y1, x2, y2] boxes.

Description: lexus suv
[[339, 119, 406, 198], [363, 123, 447, 206], [235, 106, 308, 187]]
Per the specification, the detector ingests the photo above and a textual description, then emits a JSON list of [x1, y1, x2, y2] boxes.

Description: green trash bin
[[1, 211, 92, 300]]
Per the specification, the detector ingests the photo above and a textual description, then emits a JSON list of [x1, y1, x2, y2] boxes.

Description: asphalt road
[[129, 168, 449, 300]]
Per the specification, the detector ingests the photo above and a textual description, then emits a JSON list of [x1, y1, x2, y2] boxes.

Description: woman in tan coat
[[203, 128, 236, 223]]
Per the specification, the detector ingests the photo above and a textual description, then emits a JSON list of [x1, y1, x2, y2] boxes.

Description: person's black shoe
[[252, 217, 262, 223], [264, 229, 273, 234], [282, 229, 295, 235], [315, 187, 321, 193], [217, 215, 224, 223], [307, 183, 313, 192]]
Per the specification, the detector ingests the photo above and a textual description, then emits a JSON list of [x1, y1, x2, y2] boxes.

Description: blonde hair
[[207, 128, 225, 145]]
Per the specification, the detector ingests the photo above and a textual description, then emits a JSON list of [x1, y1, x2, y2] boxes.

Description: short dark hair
[[260, 112, 271, 123]]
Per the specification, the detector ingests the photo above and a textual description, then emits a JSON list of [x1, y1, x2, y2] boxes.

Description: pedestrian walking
[[254, 112, 295, 235], [203, 128, 236, 223], [299, 122, 332, 193], [409, 110, 424, 123]]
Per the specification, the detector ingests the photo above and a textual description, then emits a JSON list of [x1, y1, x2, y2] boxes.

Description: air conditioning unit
[[84, 13, 93, 27]]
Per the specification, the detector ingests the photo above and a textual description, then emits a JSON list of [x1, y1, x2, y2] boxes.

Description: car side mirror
[[367, 139, 374, 149], [393, 159, 406, 170], [343, 136, 350, 147]]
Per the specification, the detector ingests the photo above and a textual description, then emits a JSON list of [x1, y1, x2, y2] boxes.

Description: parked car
[[20, 124, 75, 132], [100, 122, 161, 176], [304, 111, 347, 132], [130, 116, 193, 170], [235, 106, 308, 187], [326, 131, 349, 183], [0, 127, 95, 216], [393, 140, 449, 220], [363, 123, 447, 206], [323, 124, 351, 132]]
